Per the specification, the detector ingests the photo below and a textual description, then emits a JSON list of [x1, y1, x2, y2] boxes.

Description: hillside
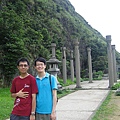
[[0, 0, 112, 86]]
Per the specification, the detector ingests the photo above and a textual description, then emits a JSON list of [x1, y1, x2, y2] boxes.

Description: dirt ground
[[107, 91, 120, 120]]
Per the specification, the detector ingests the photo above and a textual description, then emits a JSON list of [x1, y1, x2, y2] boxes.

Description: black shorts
[[10, 114, 30, 120]]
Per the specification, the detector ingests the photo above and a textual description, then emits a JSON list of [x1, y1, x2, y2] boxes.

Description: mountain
[[0, 0, 113, 86]]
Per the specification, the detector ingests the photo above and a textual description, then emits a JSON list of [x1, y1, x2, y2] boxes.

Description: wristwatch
[[31, 112, 35, 116]]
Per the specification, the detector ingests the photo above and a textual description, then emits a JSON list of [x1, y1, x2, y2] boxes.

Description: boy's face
[[35, 61, 46, 73], [17, 61, 29, 74]]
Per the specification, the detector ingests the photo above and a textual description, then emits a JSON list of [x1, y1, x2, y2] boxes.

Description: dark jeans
[[10, 114, 30, 120]]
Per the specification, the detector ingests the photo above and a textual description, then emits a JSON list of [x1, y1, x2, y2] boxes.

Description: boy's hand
[[30, 114, 35, 120], [16, 88, 29, 98]]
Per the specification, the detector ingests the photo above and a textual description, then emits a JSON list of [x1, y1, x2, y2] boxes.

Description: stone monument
[[47, 43, 62, 89]]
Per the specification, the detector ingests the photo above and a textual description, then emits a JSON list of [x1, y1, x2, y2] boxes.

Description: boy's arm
[[30, 94, 36, 119], [51, 89, 57, 119]]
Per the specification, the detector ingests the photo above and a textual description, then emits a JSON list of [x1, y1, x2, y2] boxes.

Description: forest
[[0, 0, 120, 87]]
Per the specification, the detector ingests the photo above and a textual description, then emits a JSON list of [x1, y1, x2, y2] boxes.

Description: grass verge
[[92, 90, 116, 120], [0, 88, 14, 120]]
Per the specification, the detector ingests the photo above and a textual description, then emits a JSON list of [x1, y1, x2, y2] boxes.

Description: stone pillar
[[106, 35, 114, 88], [87, 47, 93, 83], [51, 43, 56, 58], [62, 47, 67, 84], [74, 39, 81, 88], [112, 45, 117, 83], [70, 50, 74, 81]]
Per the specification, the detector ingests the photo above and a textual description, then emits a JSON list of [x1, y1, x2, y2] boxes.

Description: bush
[[111, 82, 120, 90], [115, 88, 120, 96], [58, 77, 75, 87], [93, 71, 103, 80]]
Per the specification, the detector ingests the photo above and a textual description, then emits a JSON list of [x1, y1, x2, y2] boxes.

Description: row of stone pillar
[[47, 39, 93, 88], [62, 40, 93, 88], [61, 40, 81, 87], [106, 35, 117, 88], [47, 36, 117, 89], [62, 36, 118, 88]]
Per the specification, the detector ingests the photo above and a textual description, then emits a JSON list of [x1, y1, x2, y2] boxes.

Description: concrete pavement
[[56, 79, 110, 120]]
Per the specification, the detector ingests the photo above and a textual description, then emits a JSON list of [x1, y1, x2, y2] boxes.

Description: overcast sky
[[69, 0, 120, 53]]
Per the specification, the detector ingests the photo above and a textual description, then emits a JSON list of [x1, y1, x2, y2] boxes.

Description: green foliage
[[0, 7, 27, 86], [58, 77, 75, 87], [93, 56, 108, 71], [111, 82, 120, 90], [81, 70, 103, 81], [81, 69, 88, 78], [82, 78, 89, 81], [93, 71, 103, 80], [115, 89, 120, 96]]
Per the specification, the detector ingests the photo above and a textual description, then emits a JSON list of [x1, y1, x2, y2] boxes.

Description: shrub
[[111, 82, 120, 90], [115, 89, 120, 96]]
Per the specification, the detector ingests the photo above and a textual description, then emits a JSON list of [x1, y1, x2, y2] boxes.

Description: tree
[[0, 7, 27, 87]]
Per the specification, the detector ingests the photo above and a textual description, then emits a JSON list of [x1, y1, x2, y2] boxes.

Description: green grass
[[92, 91, 115, 120], [58, 78, 75, 87], [0, 88, 14, 120], [0, 87, 75, 120]]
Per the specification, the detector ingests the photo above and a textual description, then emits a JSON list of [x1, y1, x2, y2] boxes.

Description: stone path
[[56, 80, 110, 120]]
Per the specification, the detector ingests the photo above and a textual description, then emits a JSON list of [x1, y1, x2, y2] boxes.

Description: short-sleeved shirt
[[10, 74, 38, 116], [36, 72, 58, 114]]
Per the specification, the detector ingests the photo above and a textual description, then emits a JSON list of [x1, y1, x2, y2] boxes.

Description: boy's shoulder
[[28, 74, 35, 78], [47, 73, 56, 79]]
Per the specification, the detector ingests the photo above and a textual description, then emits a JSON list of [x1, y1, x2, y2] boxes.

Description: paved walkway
[[56, 79, 110, 120]]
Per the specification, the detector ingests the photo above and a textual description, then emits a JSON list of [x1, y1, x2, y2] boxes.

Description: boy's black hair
[[34, 57, 47, 66], [17, 58, 29, 66]]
